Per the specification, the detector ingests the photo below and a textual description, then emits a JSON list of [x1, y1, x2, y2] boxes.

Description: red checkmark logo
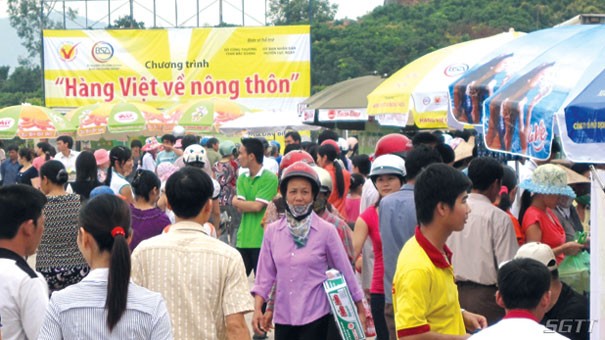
[[59, 42, 80, 61]]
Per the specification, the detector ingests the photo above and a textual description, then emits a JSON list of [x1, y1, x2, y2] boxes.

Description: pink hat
[[94, 149, 110, 166], [142, 137, 161, 152], [156, 162, 179, 182]]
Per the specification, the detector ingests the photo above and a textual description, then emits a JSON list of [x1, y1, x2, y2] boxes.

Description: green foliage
[[108, 15, 145, 29], [7, 0, 77, 62], [269, 0, 338, 25], [0, 66, 43, 107], [309, 0, 605, 92]]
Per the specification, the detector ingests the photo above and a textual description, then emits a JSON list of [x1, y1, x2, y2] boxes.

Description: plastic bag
[[558, 250, 590, 295]]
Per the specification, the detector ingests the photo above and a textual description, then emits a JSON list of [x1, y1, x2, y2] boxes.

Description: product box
[[323, 269, 366, 340]]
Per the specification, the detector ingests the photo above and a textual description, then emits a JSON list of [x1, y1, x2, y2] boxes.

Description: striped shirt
[[38, 268, 172, 340], [131, 220, 253, 340]]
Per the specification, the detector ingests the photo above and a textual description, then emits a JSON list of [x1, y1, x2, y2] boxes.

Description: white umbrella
[[219, 110, 320, 135]]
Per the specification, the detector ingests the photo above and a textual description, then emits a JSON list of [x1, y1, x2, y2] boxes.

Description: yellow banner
[[43, 26, 310, 111]]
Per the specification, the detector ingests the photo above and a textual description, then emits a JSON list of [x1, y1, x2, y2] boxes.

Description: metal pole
[[219, 0, 223, 26], [308, 0, 313, 26], [62, 0, 66, 28], [175, 0, 178, 27], [196, 0, 200, 27], [242, 0, 244, 26], [108, 0, 111, 27], [130, 0, 134, 28], [85, 0, 88, 28], [153, 0, 157, 27], [40, 0, 46, 106]]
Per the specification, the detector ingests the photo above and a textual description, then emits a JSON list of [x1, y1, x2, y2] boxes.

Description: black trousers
[[237, 247, 260, 276], [275, 314, 342, 340], [371, 293, 389, 340], [457, 281, 504, 325]]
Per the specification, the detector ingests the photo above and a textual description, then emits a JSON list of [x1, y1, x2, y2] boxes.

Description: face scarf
[[285, 202, 313, 248]]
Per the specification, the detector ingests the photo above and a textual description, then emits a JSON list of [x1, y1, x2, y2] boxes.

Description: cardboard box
[[323, 269, 366, 340]]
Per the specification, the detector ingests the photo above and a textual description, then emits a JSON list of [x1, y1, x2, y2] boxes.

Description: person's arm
[[526, 223, 583, 256], [493, 216, 519, 266], [37, 299, 62, 339], [20, 277, 49, 340], [150, 298, 173, 340], [352, 216, 369, 260], [462, 310, 487, 333], [120, 185, 135, 204], [232, 198, 267, 212], [226, 312, 251, 340]]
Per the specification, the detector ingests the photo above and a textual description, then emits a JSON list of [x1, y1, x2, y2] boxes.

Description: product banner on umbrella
[[43, 26, 310, 111], [481, 25, 605, 159]]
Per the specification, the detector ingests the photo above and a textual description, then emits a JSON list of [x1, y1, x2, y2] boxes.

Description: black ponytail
[[318, 144, 345, 198], [40, 160, 69, 185], [518, 190, 533, 225], [131, 169, 161, 202], [79, 194, 131, 331], [37, 142, 52, 161], [105, 146, 132, 186]]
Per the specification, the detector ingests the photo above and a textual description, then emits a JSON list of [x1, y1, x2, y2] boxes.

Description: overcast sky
[[0, 0, 384, 27]]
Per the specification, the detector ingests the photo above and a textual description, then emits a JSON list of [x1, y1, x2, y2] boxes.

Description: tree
[[269, 0, 338, 25], [7, 0, 77, 62], [108, 15, 145, 29], [0, 65, 43, 107]]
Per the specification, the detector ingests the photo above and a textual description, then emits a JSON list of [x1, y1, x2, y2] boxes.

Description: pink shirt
[[360, 206, 384, 294], [344, 196, 361, 224], [32, 155, 50, 172]]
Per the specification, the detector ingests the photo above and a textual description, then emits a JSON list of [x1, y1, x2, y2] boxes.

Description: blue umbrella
[[450, 25, 605, 159], [559, 68, 605, 162]]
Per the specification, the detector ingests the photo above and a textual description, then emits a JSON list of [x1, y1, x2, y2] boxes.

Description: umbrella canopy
[[449, 25, 595, 126], [66, 102, 165, 139], [164, 98, 250, 133], [475, 25, 605, 159], [367, 30, 523, 129], [559, 67, 605, 163], [0, 104, 75, 139], [219, 110, 320, 135], [299, 75, 384, 129]]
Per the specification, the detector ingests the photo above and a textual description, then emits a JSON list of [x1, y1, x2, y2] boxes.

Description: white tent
[[219, 110, 320, 135]]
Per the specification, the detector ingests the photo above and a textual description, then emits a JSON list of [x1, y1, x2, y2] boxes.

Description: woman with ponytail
[[105, 146, 134, 203], [33, 142, 53, 171], [37, 160, 89, 292], [317, 142, 350, 217], [38, 194, 172, 339], [495, 165, 524, 245]]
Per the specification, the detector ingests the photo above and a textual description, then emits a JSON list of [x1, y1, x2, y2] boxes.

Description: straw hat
[[555, 164, 590, 185], [447, 136, 475, 163], [519, 164, 576, 198]]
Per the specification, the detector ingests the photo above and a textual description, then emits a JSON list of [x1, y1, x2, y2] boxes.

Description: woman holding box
[[251, 161, 365, 340]]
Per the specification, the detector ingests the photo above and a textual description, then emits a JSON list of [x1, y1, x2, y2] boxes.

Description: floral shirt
[[212, 160, 237, 206]]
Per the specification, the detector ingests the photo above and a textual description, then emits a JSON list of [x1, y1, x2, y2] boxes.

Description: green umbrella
[[0, 104, 75, 139], [164, 98, 250, 133]]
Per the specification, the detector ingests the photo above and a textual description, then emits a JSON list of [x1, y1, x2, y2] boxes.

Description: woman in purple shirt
[[251, 161, 365, 339], [129, 169, 170, 251]]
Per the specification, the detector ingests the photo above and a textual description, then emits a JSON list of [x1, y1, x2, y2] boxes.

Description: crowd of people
[[0, 129, 594, 340]]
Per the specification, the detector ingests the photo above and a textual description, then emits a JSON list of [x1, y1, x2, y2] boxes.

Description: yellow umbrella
[[367, 30, 524, 129]]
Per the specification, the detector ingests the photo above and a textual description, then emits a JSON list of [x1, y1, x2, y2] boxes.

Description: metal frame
[[40, 0, 267, 29]]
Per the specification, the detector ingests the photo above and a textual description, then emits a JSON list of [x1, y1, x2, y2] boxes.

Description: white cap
[[514, 242, 558, 271]]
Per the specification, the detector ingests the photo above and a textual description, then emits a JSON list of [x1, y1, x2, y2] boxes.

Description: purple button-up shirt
[[251, 212, 363, 326]]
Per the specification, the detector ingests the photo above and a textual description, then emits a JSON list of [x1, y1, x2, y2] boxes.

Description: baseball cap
[[514, 242, 558, 271]]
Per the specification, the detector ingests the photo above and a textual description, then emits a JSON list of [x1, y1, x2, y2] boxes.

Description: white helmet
[[369, 154, 406, 183], [183, 144, 208, 165], [312, 165, 333, 193]]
